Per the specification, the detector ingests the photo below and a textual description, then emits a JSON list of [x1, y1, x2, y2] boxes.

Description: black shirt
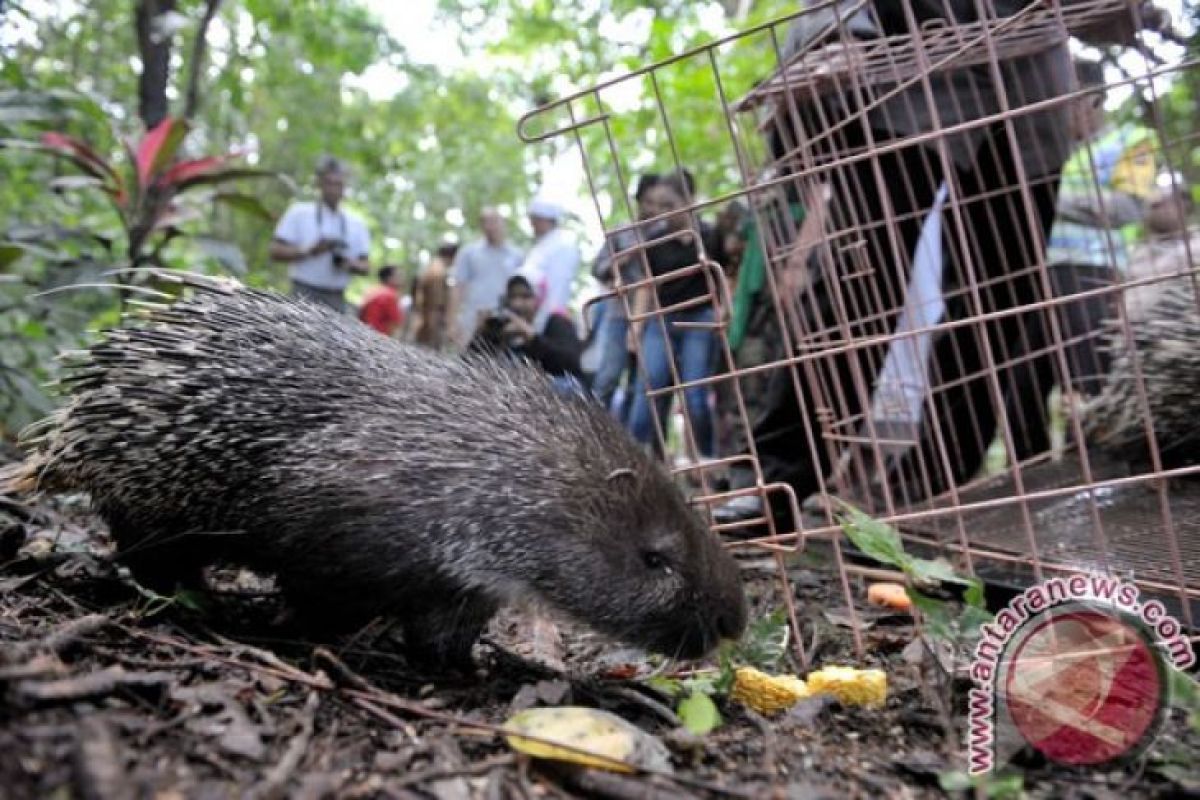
[[645, 223, 721, 310]]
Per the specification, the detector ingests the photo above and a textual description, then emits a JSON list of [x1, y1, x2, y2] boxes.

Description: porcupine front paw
[[112, 525, 209, 595], [400, 594, 498, 674]]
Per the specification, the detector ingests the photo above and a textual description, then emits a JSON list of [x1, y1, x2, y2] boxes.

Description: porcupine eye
[[642, 551, 672, 574]]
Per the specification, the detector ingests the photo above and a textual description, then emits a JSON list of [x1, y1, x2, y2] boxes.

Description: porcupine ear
[[606, 467, 637, 492]]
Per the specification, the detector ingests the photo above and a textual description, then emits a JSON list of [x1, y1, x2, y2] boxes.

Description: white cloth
[[519, 226, 580, 332], [870, 183, 949, 433], [452, 239, 524, 344], [528, 197, 566, 222], [273, 201, 370, 291]]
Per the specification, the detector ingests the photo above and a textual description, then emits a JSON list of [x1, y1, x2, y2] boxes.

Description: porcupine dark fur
[[9, 272, 747, 669], [1082, 275, 1200, 472]]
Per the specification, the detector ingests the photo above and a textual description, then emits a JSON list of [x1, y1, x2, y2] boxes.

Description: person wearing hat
[[519, 196, 581, 333], [269, 155, 371, 313]]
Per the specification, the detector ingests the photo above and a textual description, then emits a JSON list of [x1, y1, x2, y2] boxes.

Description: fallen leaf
[[503, 706, 673, 774], [676, 690, 722, 735]]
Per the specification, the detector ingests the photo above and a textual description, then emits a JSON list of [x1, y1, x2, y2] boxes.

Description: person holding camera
[[269, 155, 371, 313], [467, 274, 584, 391]]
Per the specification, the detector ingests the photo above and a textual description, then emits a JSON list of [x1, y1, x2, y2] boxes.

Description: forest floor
[[1, 486, 1197, 800]]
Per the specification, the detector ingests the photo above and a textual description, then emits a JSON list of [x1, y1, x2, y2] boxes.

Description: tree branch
[[182, 0, 223, 121]]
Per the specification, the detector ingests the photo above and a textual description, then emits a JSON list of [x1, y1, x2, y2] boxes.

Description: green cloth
[[729, 203, 804, 352]]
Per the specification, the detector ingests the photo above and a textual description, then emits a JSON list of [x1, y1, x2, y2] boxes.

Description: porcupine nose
[[716, 598, 748, 642]]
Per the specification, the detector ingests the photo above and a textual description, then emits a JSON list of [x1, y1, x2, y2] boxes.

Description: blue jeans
[[591, 297, 631, 415], [551, 373, 588, 398], [628, 305, 716, 457]]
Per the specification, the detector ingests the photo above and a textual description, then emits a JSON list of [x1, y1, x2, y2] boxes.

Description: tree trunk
[[182, 0, 223, 121], [134, 0, 176, 129]]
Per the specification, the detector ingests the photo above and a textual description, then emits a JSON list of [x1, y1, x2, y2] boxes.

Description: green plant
[[645, 608, 791, 734], [2, 115, 282, 274], [0, 105, 288, 436], [938, 769, 1025, 798], [835, 500, 992, 643]]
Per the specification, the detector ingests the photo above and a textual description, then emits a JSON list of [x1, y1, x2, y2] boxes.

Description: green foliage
[[1168, 667, 1200, 733], [938, 769, 1025, 799], [0, 104, 284, 432], [835, 501, 991, 643], [643, 606, 789, 735], [438, 0, 796, 221], [2, 0, 1192, 443], [715, 607, 790, 692]]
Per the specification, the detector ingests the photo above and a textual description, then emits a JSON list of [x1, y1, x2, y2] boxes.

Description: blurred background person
[[269, 155, 370, 313], [468, 274, 584, 392], [519, 197, 580, 334], [358, 265, 405, 338], [590, 173, 659, 420], [625, 171, 721, 460], [451, 207, 523, 349], [412, 242, 458, 351]]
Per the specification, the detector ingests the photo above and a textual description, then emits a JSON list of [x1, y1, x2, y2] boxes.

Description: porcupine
[[8, 272, 747, 669], [1082, 274, 1200, 472]]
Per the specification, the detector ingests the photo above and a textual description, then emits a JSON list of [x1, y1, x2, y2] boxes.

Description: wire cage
[[519, 0, 1199, 660]]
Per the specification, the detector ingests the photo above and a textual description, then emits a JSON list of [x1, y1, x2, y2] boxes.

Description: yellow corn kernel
[[730, 666, 812, 714], [806, 666, 887, 708]]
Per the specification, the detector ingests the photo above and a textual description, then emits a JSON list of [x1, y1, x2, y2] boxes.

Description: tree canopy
[[0, 0, 1195, 436]]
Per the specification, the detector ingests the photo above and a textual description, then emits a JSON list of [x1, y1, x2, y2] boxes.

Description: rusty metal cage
[[519, 0, 1199, 661]]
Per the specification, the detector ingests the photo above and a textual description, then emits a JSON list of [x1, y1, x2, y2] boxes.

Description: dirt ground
[[1, 489, 1197, 800]]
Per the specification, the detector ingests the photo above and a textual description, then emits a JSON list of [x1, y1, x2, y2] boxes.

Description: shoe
[[712, 495, 765, 525]]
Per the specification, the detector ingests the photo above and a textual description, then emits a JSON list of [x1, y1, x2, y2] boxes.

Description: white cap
[[528, 197, 565, 222]]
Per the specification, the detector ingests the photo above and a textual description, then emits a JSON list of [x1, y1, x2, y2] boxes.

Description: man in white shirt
[[269, 156, 371, 313], [451, 207, 523, 348], [519, 198, 580, 332]]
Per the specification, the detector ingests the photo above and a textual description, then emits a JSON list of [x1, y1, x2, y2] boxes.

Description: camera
[[318, 237, 348, 269], [330, 241, 348, 270], [481, 307, 513, 337], [477, 306, 527, 349]]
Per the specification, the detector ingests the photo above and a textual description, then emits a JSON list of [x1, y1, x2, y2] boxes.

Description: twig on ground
[[207, 629, 320, 681], [121, 626, 333, 691], [350, 696, 422, 745], [314, 646, 374, 691], [392, 754, 516, 789], [134, 709, 197, 748], [0, 652, 68, 681], [587, 683, 682, 728], [5, 612, 108, 663], [255, 690, 321, 800], [92, 645, 209, 671], [73, 716, 131, 800], [13, 666, 172, 706], [743, 708, 779, 781], [569, 768, 701, 800]]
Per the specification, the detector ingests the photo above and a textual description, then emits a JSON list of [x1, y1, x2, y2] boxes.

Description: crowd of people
[[267, 2, 1195, 524], [267, 154, 751, 458]]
